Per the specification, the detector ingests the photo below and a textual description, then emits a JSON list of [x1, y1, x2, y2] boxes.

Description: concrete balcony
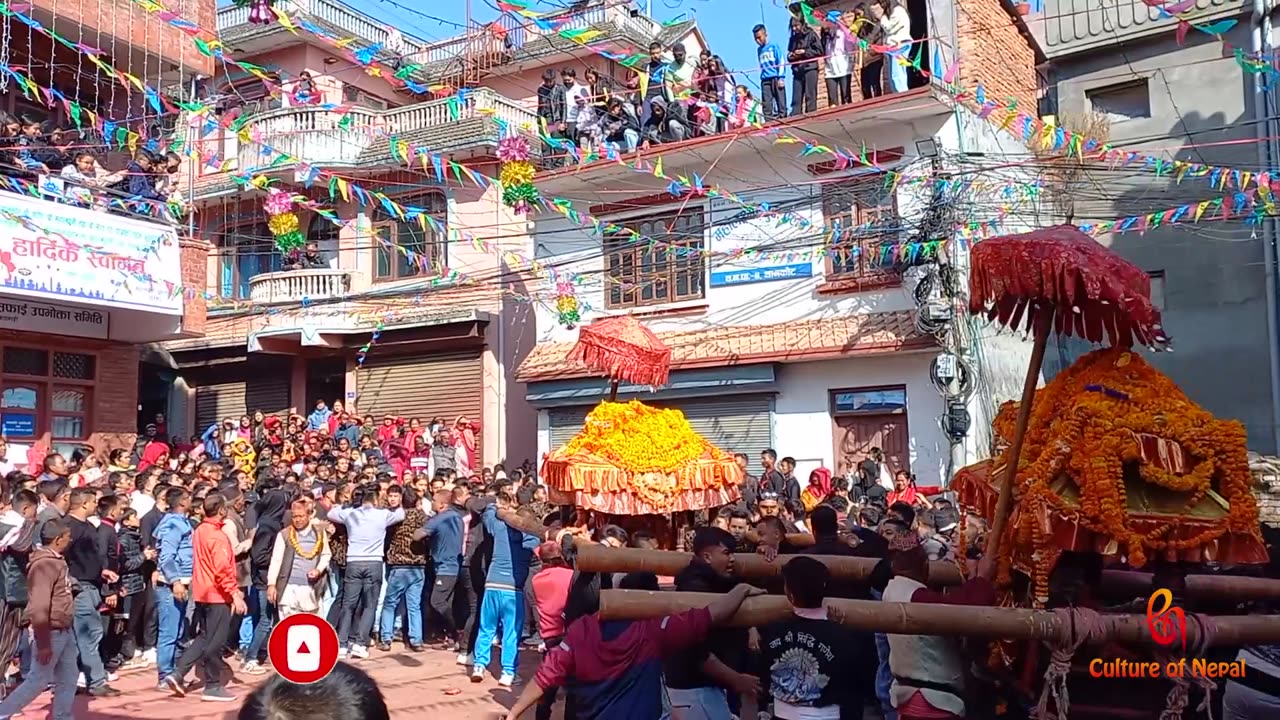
[[248, 269, 353, 304], [236, 87, 538, 172]]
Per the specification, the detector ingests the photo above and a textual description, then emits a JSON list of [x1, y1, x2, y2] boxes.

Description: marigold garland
[[554, 279, 580, 329], [263, 189, 305, 253], [497, 135, 538, 214], [562, 401, 710, 476], [288, 525, 325, 560], [991, 347, 1258, 598]]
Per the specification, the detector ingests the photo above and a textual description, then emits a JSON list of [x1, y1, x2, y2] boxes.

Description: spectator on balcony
[[753, 24, 787, 120], [582, 67, 617, 115], [561, 68, 590, 146], [573, 95, 603, 152], [286, 241, 330, 272], [822, 18, 855, 107], [36, 123, 71, 173], [15, 116, 50, 175], [289, 72, 324, 107], [122, 150, 165, 203], [0, 112, 19, 172], [871, 0, 913, 94], [641, 41, 674, 125], [854, 7, 885, 99], [727, 85, 762, 130], [695, 55, 734, 134], [668, 42, 698, 96], [61, 151, 126, 207], [787, 15, 822, 116], [640, 97, 686, 149], [600, 97, 640, 153], [155, 152, 186, 207], [536, 69, 568, 165]]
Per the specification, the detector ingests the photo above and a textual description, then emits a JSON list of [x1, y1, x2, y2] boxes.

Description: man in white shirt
[[560, 68, 590, 148], [668, 42, 698, 93]]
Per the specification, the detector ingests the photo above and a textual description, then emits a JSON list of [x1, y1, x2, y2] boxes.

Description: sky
[[321, 0, 799, 93]]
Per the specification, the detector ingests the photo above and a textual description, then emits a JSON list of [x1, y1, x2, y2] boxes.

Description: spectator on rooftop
[[668, 42, 698, 95], [787, 14, 822, 116], [753, 24, 787, 120], [640, 97, 687, 149], [871, 0, 913, 94], [600, 97, 640, 153], [822, 16, 855, 106], [536, 69, 567, 163], [641, 41, 674, 125]]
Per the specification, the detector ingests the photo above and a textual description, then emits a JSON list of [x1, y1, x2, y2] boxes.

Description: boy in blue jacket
[[153, 487, 194, 689], [470, 493, 540, 687]]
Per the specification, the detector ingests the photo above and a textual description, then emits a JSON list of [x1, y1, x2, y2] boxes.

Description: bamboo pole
[[575, 543, 1280, 601], [600, 590, 1280, 645], [985, 308, 1055, 561]]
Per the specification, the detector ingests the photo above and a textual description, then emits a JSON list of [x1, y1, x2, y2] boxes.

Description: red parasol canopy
[[968, 225, 1169, 348], [568, 315, 671, 388]]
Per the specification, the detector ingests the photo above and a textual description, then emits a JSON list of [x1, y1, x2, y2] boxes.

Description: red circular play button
[[267, 613, 340, 684]]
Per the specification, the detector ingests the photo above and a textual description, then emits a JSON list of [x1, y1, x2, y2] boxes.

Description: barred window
[[822, 175, 900, 282], [604, 210, 706, 309]]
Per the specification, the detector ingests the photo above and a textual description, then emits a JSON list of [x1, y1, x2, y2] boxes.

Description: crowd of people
[[0, 113, 186, 220], [537, 0, 915, 161]]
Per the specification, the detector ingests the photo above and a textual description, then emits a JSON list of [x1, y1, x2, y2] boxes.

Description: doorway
[[830, 386, 910, 478], [305, 357, 347, 411]]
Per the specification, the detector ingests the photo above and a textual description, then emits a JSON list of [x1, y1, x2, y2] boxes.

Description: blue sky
[[328, 0, 798, 92]]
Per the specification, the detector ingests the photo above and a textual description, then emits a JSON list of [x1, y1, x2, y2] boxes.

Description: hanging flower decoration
[[498, 135, 538, 214], [242, 0, 276, 25], [553, 279, 580, 329], [263, 189, 306, 253]]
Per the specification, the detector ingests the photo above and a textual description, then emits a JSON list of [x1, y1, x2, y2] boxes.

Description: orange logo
[[1146, 588, 1186, 653]]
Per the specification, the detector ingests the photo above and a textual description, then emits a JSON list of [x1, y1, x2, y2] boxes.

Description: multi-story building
[[515, 0, 1043, 483], [0, 1, 213, 457], [1035, 0, 1279, 453], [161, 0, 699, 466]]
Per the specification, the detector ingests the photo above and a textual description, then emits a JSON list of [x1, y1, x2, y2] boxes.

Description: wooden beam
[[599, 590, 1280, 645]]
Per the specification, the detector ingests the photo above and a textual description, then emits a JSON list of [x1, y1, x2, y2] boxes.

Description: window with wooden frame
[[604, 210, 706, 309], [0, 347, 96, 448], [373, 192, 447, 282], [216, 221, 283, 300], [821, 174, 902, 287]]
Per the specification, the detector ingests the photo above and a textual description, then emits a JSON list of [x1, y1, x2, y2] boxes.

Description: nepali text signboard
[[0, 191, 182, 315], [708, 191, 819, 288], [0, 299, 109, 339]]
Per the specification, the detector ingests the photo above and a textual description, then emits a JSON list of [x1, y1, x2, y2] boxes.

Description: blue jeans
[[379, 567, 424, 645], [155, 585, 188, 681], [667, 686, 732, 720], [238, 586, 254, 649], [888, 51, 909, 93], [244, 587, 275, 663], [0, 628, 78, 720], [606, 129, 639, 153], [473, 587, 522, 676], [71, 585, 106, 689]]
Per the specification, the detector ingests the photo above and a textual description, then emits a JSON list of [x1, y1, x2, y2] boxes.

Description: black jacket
[[663, 559, 747, 689], [601, 106, 640, 143], [788, 27, 823, 72], [116, 526, 147, 598], [537, 82, 566, 126]]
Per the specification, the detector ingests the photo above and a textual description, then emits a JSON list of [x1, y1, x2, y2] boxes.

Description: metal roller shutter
[[546, 395, 774, 474], [194, 375, 291, 431], [358, 352, 484, 455]]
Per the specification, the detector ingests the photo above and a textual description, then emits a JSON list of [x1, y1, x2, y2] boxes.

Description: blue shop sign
[[1, 412, 35, 437], [710, 263, 812, 288]]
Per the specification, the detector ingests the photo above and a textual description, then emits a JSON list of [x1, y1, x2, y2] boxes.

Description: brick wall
[[956, 0, 1039, 120], [179, 239, 210, 337], [30, 0, 217, 76]]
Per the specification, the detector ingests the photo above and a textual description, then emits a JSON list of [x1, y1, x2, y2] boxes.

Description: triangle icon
[[296, 641, 311, 654]]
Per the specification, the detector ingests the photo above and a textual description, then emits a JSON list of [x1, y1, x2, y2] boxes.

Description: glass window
[[822, 176, 900, 280], [1, 346, 94, 442], [833, 388, 907, 414], [373, 193, 446, 282], [1, 385, 39, 440], [605, 210, 706, 309], [218, 223, 283, 299]]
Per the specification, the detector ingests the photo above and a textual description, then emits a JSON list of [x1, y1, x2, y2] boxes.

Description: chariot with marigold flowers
[[539, 315, 743, 548]]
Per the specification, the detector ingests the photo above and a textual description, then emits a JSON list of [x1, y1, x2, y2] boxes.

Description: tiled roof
[[515, 310, 933, 383]]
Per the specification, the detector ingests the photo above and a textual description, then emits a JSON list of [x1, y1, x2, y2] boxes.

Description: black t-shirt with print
[[760, 616, 865, 713]]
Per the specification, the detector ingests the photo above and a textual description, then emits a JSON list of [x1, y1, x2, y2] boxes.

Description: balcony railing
[[248, 268, 352, 304], [216, 0, 656, 68], [231, 88, 537, 171]]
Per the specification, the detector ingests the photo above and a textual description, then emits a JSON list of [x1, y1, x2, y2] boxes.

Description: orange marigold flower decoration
[[994, 347, 1258, 603]]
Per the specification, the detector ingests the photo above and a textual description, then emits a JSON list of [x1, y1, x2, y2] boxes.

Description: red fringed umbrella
[[968, 225, 1170, 559], [568, 315, 671, 398]]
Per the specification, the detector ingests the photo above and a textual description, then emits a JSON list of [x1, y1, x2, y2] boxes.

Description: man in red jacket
[[163, 493, 247, 702]]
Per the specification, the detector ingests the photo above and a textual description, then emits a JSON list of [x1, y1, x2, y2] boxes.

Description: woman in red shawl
[[886, 469, 942, 508], [137, 441, 170, 473], [800, 467, 833, 512], [381, 435, 411, 480], [376, 415, 402, 444]]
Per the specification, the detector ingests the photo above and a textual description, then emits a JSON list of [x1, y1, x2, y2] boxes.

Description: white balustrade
[[248, 269, 353, 304]]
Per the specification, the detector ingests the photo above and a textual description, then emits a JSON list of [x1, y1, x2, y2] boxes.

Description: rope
[[1035, 606, 1107, 720], [1159, 612, 1220, 720]]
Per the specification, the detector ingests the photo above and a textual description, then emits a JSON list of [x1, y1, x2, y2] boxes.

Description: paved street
[[4, 645, 546, 719]]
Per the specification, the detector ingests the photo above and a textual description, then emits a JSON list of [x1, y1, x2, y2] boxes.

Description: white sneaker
[[76, 677, 86, 689], [470, 666, 484, 683], [240, 661, 267, 675], [143, 648, 156, 663], [337, 647, 349, 659], [456, 652, 472, 666], [348, 644, 368, 659], [107, 672, 119, 682], [498, 673, 516, 687]]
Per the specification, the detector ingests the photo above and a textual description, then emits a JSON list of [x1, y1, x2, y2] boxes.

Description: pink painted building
[[160, 0, 698, 468]]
